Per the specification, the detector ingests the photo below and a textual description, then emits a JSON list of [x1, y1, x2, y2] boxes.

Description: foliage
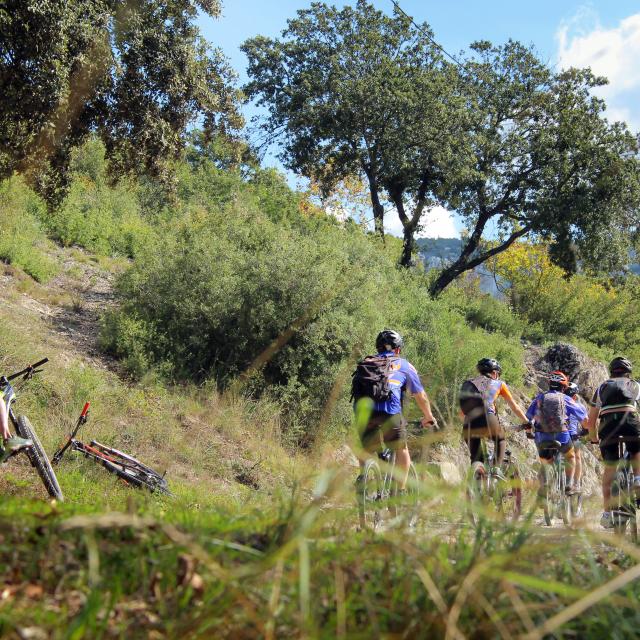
[[489, 242, 640, 357], [242, 0, 464, 266], [0, 0, 242, 205], [429, 42, 640, 295], [0, 177, 58, 282]]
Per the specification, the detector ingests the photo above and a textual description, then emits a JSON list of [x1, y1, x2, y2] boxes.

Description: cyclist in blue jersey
[[526, 371, 587, 495], [356, 330, 437, 490], [565, 382, 588, 493]]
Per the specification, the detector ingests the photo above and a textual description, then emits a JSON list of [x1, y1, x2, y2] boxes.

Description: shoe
[[0, 436, 32, 463], [565, 484, 577, 496], [600, 511, 614, 529], [491, 466, 506, 482]]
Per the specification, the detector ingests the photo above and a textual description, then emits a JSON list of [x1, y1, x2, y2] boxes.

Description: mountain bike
[[52, 403, 172, 496], [357, 421, 427, 530], [0, 358, 64, 501], [537, 439, 573, 527], [467, 437, 522, 525], [609, 436, 638, 542]]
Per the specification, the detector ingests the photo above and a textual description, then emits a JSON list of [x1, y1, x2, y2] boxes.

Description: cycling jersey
[[526, 392, 587, 443], [371, 351, 424, 415], [590, 378, 640, 416], [481, 379, 514, 415], [565, 394, 584, 435]]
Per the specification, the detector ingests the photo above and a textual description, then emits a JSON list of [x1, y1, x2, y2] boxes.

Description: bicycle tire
[[400, 462, 420, 528], [358, 460, 382, 530], [16, 415, 64, 501], [542, 465, 555, 526], [611, 469, 629, 535], [467, 462, 486, 526], [498, 464, 522, 522]]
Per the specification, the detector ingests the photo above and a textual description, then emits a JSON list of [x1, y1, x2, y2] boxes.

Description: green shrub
[[0, 177, 58, 282]]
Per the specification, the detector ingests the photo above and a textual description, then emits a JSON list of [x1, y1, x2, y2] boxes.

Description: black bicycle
[[0, 358, 63, 501], [536, 439, 573, 527], [52, 403, 172, 496], [357, 421, 432, 530], [610, 436, 638, 542]]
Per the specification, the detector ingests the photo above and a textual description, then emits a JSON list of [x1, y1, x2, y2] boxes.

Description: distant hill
[[415, 237, 462, 267]]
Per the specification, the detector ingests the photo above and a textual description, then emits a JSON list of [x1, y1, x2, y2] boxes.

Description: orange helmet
[[548, 370, 569, 389]]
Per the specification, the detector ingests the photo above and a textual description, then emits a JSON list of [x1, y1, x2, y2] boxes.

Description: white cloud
[[556, 10, 640, 130], [384, 205, 459, 239]]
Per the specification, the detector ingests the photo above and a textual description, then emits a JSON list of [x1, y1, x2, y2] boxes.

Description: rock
[[425, 461, 462, 485], [528, 342, 608, 401]]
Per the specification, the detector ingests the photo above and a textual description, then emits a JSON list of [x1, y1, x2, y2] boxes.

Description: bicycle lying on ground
[[536, 439, 573, 527], [0, 358, 63, 501], [52, 403, 172, 496], [467, 437, 522, 525], [356, 421, 431, 530], [609, 436, 638, 542]]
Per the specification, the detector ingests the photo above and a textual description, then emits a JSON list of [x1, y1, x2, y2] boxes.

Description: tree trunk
[[400, 223, 416, 267], [373, 199, 385, 238], [428, 263, 465, 297]]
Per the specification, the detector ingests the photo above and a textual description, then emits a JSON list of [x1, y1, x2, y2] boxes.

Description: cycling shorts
[[536, 438, 573, 461], [462, 413, 504, 440], [360, 412, 407, 452], [598, 411, 640, 462]]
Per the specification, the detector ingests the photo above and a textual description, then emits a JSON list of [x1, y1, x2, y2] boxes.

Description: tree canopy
[[0, 0, 242, 205], [244, 1, 640, 292], [242, 0, 465, 267]]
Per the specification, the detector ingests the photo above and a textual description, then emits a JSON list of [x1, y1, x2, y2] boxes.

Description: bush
[[0, 177, 58, 282]]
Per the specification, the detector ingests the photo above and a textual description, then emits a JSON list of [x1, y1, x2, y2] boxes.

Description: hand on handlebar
[[421, 416, 439, 431]]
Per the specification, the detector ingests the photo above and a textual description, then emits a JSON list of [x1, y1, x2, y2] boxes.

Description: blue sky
[[199, 1, 640, 237]]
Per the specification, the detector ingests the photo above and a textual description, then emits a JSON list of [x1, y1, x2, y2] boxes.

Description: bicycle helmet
[[609, 356, 632, 376], [565, 382, 579, 397], [476, 358, 502, 374], [548, 370, 569, 390], [375, 329, 404, 352]]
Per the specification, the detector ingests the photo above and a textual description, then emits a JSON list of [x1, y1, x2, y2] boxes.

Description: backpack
[[459, 375, 493, 422], [599, 378, 640, 410], [350, 355, 398, 403], [536, 391, 567, 433]]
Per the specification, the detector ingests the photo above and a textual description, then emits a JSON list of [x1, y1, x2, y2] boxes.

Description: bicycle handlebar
[[6, 357, 49, 381]]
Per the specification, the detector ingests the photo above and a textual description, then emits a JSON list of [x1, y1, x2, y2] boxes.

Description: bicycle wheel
[[467, 462, 486, 525], [358, 460, 382, 530], [498, 462, 522, 522], [16, 415, 64, 501], [399, 462, 420, 528], [611, 468, 629, 535], [541, 465, 556, 526]]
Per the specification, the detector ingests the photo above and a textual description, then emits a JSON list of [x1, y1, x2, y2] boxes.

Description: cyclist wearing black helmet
[[353, 330, 437, 490], [459, 358, 529, 478], [587, 356, 640, 528]]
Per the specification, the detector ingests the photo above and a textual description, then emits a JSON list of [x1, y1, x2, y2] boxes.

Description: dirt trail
[[1, 247, 119, 370]]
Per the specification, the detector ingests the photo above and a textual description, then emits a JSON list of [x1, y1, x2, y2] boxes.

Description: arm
[[0, 397, 9, 440], [504, 394, 529, 424], [413, 390, 437, 427], [586, 405, 600, 442]]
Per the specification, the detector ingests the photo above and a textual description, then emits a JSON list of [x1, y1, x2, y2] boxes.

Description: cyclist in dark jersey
[[587, 356, 640, 529], [356, 330, 437, 490]]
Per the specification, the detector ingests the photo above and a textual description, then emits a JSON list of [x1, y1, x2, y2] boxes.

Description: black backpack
[[459, 375, 492, 422], [351, 355, 398, 403]]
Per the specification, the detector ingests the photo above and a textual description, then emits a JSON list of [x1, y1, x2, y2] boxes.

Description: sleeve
[[403, 361, 424, 395], [567, 397, 588, 421], [525, 396, 538, 421], [498, 382, 514, 402]]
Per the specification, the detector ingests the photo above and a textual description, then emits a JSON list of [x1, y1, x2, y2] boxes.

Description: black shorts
[[536, 438, 573, 461], [361, 412, 407, 452], [462, 413, 504, 442], [598, 412, 640, 462]]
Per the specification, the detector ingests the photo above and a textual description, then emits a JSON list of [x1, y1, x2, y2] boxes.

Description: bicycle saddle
[[541, 440, 562, 451]]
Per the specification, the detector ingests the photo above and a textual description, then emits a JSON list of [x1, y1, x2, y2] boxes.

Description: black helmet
[[477, 358, 502, 374], [376, 329, 404, 352], [565, 382, 579, 397], [609, 356, 632, 375]]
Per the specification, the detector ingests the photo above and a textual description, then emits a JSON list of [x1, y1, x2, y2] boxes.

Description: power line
[[389, 0, 464, 68]]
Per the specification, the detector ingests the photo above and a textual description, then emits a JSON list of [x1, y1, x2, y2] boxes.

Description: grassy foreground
[[1, 475, 640, 639]]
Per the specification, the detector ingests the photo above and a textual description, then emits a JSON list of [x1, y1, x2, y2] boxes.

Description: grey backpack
[[537, 392, 567, 433]]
